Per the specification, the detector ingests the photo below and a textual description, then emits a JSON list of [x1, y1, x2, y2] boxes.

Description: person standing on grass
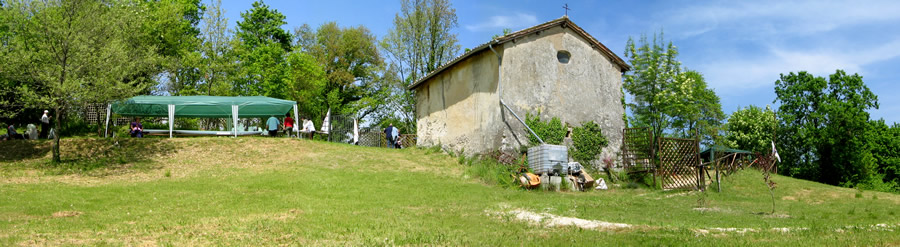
[[130, 117, 143, 138], [391, 124, 400, 149], [283, 113, 295, 138], [266, 115, 280, 137], [40, 110, 50, 139], [384, 123, 395, 148]]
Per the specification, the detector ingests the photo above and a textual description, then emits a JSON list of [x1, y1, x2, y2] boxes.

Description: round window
[[557, 50, 571, 64]]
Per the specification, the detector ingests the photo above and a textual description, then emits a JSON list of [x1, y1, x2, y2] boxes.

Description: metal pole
[[168, 104, 175, 138], [293, 104, 299, 138], [104, 104, 111, 138], [232, 105, 238, 138]]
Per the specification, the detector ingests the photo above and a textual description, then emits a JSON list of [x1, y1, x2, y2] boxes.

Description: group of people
[[2, 110, 52, 141], [267, 113, 315, 138], [384, 123, 402, 149]]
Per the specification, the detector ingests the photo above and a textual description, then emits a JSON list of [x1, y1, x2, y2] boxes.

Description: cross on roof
[[563, 3, 570, 16]]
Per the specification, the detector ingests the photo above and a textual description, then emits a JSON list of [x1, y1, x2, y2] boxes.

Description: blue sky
[[219, 0, 900, 124]]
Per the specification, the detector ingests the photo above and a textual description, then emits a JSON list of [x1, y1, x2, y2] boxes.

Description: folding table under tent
[[105, 96, 298, 138]]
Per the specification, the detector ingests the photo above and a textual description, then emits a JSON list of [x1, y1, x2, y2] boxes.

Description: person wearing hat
[[40, 110, 50, 139]]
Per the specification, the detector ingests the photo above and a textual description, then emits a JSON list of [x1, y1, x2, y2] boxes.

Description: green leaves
[[380, 0, 460, 133], [571, 121, 609, 165], [235, 1, 291, 51], [623, 32, 724, 144], [725, 105, 775, 154], [296, 22, 384, 121], [524, 112, 566, 145], [775, 70, 884, 188]]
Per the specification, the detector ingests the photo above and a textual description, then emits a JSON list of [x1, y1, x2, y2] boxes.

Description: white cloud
[[665, 0, 900, 37], [699, 38, 900, 93], [464, 13, 538, 32], [657, 0, 900, 93]]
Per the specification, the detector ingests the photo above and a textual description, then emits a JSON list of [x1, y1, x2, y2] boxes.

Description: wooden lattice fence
[[657, 137, 702, 190], [622, 127, 655, 173]]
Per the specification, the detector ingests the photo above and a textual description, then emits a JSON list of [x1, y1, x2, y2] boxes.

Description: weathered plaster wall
[[415, 50, 500, 154], [415, 25, 624, 163], [498, 25, 625, 163]]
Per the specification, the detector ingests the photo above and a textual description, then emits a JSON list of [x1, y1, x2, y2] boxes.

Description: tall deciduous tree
[[296, 22, 385, 121], [235, 1, 291, 52], [866, 119, 900, 192], [670, 70, 725, 146], [0, 0, 163, 162], [624, 32, 723, 146], [231, 1, 291, 98], [380, 0, 459, 132], [142, 0, 205, 96], [623, 32, 682, 141], [725, 105, 776, 154], [775, 70, 879, 186], [284, 51, 327, 122], [198, 0, 233, 96]]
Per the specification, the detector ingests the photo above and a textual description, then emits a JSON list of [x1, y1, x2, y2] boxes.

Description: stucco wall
[[415, 50, 500, 154], [415, 25, 625, 165]]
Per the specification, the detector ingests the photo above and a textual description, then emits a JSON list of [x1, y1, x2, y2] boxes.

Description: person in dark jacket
[[384, 123, 395, 148]]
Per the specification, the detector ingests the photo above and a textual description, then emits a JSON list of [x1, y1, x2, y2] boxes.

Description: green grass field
[[1, 137, 898, 246]]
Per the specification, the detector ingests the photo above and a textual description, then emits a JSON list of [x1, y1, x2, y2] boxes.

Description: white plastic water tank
[[527, 144, 568, 175]]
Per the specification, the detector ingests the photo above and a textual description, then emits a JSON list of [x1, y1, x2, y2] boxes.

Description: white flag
[[771, 141, 781, 163]]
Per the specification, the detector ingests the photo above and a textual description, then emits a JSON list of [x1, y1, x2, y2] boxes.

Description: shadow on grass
[[2, 138, 175, 175], [0, 140, 52, 162]]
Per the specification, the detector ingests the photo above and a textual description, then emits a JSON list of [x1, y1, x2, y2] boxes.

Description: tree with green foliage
[[775, 70, 879, 187], [623, 32, 724, 145], [0, 0, 163, 162], [230, 1, 292, 98], [623, 32, 681, 141], [866, 119, 900, 192], [235, 1, 291, 52], [296, 22, 385, 121], [670, 70, 725, 146], [380, 0, 460, 132], [197, 0, 233, 96], [141, 0, 205, 96], [724, 105, 776, 154], [284, 51, 327, 123]]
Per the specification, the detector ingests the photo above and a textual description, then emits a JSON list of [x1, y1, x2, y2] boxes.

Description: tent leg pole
[[293, 104, 299, 139], [104, 104, 111, 138], [168, 104, 175, 138], [232, 105, 238, 138]]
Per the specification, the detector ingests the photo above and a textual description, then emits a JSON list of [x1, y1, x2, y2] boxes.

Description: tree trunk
[[52, 107, 61, 163]]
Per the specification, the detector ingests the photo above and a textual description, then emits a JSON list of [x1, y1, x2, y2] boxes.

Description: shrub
[[464, 155, 520, 189], [570, 121, 608, 166], [59, 116, 96, 137], [524, 112, 566, 145]]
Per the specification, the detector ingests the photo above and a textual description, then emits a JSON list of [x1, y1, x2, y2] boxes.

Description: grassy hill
[[1, 137, 898, 246]]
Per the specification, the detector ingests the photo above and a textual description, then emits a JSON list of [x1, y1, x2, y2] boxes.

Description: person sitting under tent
[[26, 124, 38, 140], [130, 117, 144, 138], [283, 113, 295, 138], [6, 124, 25, 140], [266, 115, 280, 137], [299, 117, 315, 139]]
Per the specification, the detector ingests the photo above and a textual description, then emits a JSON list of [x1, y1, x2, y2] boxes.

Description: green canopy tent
[[106, 96, 298, 138]]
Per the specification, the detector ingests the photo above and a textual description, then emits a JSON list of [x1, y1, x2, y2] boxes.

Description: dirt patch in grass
[[51, 211, 82, 218], [491, 208, 633, 232]]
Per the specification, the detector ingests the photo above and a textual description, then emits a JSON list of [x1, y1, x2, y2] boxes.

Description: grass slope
[[1, 137, 899, 246]]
